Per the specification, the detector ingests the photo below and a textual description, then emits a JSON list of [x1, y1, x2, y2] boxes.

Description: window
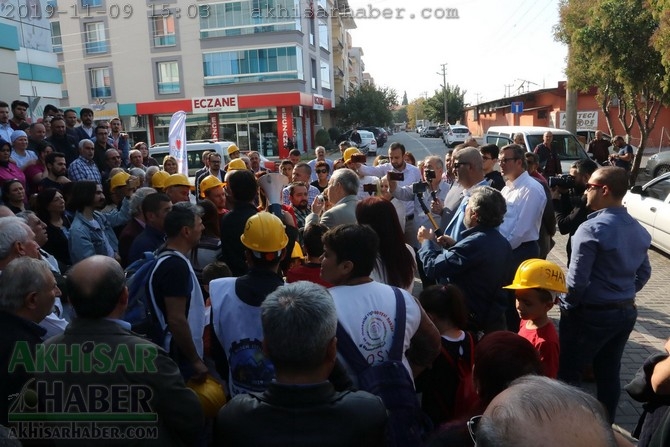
[[82, 0, 101, 6], [85, 22, 107, 54], [203, 46, 303, 85], [318, 18, 329, 51], [320, 60, 330, 89], [51, 22, 62, 53], [310, 58, 317, 89], [157, 61, 180, 94], [89, 67, 111, 98], [200, 0, 299, 38], [152, 16, 176, 47]]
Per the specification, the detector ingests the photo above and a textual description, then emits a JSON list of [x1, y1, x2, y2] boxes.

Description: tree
[[423, 84, 467, 125], [406, 98, 427, 129], [402, 91, 409, 106], [556, 0, 670, 184], [335, 84, 397, 128], [394, 107, 408, 124]]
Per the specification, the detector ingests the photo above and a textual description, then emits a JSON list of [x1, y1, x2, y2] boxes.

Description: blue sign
[[511, 102, 524, 114]]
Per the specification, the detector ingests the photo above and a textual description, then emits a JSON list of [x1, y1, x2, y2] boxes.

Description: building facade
[[52, 0, 365, 158], [0, 0, 62, 118]]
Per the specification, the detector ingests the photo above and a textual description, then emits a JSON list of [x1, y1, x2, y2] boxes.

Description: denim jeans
[[558, 305, 637, 423]]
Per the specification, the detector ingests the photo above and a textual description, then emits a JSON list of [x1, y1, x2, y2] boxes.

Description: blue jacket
[[69, 199, 131, 263], [419, 226, 512, 327]]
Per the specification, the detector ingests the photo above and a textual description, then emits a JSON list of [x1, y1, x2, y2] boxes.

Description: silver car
[[645, 151, 670, 178]]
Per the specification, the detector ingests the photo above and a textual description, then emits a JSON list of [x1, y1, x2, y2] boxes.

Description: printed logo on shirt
[[360, 310, 395, 352], [229, 338, 275, 394]]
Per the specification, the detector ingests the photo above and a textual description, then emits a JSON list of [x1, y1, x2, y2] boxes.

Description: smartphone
[[351, 154, 367, 163], [387, 172, 404, 181]]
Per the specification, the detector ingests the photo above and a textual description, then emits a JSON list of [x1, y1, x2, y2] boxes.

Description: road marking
[[404, 132, 434, 158]]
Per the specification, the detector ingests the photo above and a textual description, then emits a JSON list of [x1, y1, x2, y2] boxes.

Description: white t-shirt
[[329, 281, 421, 383]]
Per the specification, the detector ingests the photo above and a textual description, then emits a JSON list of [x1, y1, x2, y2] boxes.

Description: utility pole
[[475, 92, 482, 105], [438, 63, 448, 125], [504, 84, 514, 98]]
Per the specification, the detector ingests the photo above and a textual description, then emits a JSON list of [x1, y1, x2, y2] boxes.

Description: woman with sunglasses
[[34, 188, 72, 268], [310, 160, 330, 193]]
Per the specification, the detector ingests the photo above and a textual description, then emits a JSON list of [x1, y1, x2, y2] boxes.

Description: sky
[[346, 0, 568, 106]]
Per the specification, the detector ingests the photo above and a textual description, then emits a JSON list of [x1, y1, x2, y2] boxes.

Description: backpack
[[123, 250, 175, 345], [437, 332, 477, 420], [336, 287, 430, 447]]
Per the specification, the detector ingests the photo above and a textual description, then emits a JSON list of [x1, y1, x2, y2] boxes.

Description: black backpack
[[336, 287, 430, 447]]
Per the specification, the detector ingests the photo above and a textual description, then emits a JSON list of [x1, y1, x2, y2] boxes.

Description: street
[[343, 131, 670, 437]]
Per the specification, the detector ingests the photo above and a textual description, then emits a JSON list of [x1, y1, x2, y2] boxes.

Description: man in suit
[[306, 168, 359, 229], [33, 255, 203, 445]]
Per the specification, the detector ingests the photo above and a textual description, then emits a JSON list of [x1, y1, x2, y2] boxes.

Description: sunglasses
[[499, 157, 520, 164], [467, 415, 482, 443], [316, 169, 328, 174], [586, 183, 606, 191]]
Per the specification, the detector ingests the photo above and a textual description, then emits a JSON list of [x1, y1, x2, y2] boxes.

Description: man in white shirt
[[357, 142, 422, 244], [497, 143, 547, 329]]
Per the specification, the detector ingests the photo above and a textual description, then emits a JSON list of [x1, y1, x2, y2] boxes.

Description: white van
[[484, 126, 590, 172], [149, 140, 235, 177]]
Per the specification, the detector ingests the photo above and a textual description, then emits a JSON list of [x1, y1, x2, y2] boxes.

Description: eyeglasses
[[499, 157, 520, 164], [467, 415, 482, 443], [316, 169, 328, 174], [453, 162, 470, 169], [586, 183, 606, 191]]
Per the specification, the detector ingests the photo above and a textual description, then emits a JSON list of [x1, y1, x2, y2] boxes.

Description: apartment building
[[0, 1, 62, 118], [52, 0, 364, 157]]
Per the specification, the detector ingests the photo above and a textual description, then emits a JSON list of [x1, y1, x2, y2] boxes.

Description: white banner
[[168, 111, 188, 175], [559, 111, 598, 129]]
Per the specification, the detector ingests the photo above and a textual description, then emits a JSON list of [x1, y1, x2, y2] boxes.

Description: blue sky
[[346, 0, 568, 105]]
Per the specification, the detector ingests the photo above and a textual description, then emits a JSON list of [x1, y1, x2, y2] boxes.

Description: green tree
[[556, 0, 669, 184], [424, 84, 467, 125], [402, 91, 409, 106], [335, 84, 397, 128], [394, 107, 408, 123], [406, 98, 426, 129]]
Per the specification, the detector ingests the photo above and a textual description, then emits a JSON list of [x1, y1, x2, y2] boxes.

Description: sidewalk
[[547, 232, 670, 437]]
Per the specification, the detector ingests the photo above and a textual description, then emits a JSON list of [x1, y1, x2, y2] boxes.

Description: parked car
[[337, 126, 387, 147], [484, 126, 589, 173], [421, 126, 440, 138], [416, 126, 423, 134], [150, 140, 234, 178], [357, 130, 378, 155], [443, 125, 472, 147], [645, 151, 670, 178], [622, 172, 670, 255]]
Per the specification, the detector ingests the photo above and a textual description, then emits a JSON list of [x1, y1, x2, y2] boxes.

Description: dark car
[[337, 126, 388, 147]]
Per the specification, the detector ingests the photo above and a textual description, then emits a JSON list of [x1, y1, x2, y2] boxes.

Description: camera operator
[[550, 158, 599, 264], [390, 155, 450, 287]]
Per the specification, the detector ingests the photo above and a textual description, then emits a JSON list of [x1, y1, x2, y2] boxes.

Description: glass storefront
[[152, 108, 280, 157]]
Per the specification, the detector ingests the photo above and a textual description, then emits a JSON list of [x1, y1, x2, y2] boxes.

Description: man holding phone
[[356, 142, 422, 244], [343, 148, 380, 200]]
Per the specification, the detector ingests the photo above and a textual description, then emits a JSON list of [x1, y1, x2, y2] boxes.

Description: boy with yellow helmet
[[504, 258, 567, 378]]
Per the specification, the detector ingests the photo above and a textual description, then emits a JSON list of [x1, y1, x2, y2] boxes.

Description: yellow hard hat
[[110, 171, 130, 190], [186, 375, 227, 418], [164, 173, 191, 188], [240, 212, 289, 253], [227, 158, 247, 171], [199, 175, 223, 198], [151, 170, 170, 189], [503, 258, 568, 293], [343, 147, 361, 164], [227, 144, 240, 156], [291, 242, 304, 259]]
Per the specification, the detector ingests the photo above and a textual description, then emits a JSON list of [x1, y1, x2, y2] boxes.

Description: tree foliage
[[393, 107, 408, 123], [406, 98, 426, 129], [556, 0, 670, 184], [402, 91, 409, 106], [424, 84, 467, 125], [335, 84, 397, 128]]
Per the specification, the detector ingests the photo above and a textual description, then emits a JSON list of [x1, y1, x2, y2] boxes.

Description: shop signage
[[313, 95, 324, 111], [278, 106, 293, 159], [192, 95, 239, 114]]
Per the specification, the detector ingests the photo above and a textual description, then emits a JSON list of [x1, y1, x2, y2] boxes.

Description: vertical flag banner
[[169, 111, 188, 175]]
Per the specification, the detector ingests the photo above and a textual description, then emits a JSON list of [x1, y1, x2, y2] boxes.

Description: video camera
[[548, 174, 576, 189], [424, 169, 436, 181]]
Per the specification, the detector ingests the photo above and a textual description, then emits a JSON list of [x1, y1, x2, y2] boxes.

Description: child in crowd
[[415, 284, 477, 425], [286, 223, 331, 287], [503, 258, 567, 379]]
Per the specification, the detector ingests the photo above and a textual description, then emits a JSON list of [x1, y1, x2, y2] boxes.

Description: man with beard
[[46, 117, 78, 164], [9, 100, 29, 130], [74, 107, 95, 142], [39, 152, 70, 191], [288, 182, 310, 232]]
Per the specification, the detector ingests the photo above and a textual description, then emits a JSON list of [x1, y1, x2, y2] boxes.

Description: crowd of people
[[0, 103, 660, 446]]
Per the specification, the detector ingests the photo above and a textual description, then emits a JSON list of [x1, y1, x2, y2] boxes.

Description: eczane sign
[[192, 95, 239, 114]]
